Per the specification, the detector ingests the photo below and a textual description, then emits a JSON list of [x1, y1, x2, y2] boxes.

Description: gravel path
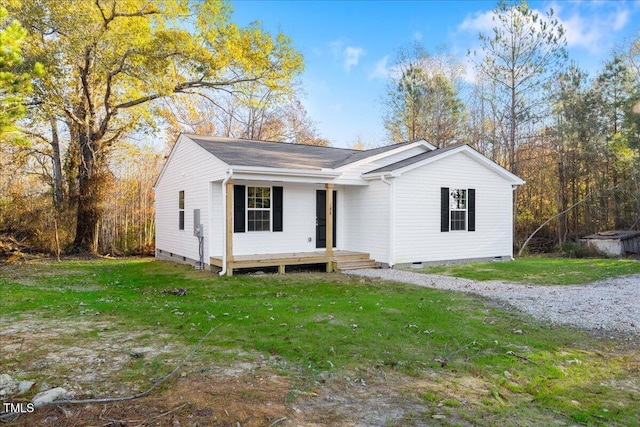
[[348, 269, 640, 336]]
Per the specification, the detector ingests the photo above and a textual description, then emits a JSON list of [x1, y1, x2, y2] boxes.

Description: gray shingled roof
[[364, 144, 464, 174], [186, 134, 418, 170]]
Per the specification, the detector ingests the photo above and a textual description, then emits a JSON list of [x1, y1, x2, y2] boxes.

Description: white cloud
[[344, 46, 365, 72], [458, 2, 634, 56], [367, 55, 389, 80], [612, 8, 630, 31], [553, 4, 632, 53], [458, 10, 495, 33], [413, 31, 423, 41], [460, 55, 479, 85], [559, 14, 600, 50]]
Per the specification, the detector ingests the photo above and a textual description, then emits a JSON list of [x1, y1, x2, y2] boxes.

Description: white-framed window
[[178, 190, 185, 230], [247, 186, 271, 231], [449, 189, 467, 231]]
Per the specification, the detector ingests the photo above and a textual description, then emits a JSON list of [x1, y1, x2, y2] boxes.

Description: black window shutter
[[233, 185, 245, 233], [441, 187, 449, 232], [468, 189, 476, 232], [332, 190, 337, 246], [273, 186, 283, 232]]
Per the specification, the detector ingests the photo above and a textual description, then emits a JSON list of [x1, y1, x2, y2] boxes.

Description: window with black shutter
[[441, 187, 475, 232], [233, 185, 284, 233]]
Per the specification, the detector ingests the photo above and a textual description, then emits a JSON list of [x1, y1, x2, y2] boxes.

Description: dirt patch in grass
[[0, 316, 494, 426], [8, 370, 296, 427], [0, 317, 580, 427], [1, 316, 176, 396]]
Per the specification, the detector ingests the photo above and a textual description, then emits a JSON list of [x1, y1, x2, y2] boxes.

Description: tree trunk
[[50, 115, 63, 210], [510, 73, 518, 244], [613, 169, 620, 228], [556, 159, 567, 244], [65, 121, 80, 203], [72, 131, 102, 253]]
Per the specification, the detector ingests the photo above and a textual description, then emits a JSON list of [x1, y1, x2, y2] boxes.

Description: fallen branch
[[434, 338, 482, 367], [268, 417, 288, 427], [518, 193, 594, 257], [506, 350, 537, 365], [99, 402, 189, 425], [0, 325, 220, 421]]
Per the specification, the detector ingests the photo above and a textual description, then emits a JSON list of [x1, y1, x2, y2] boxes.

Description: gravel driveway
[[348, 269, 640, 336]]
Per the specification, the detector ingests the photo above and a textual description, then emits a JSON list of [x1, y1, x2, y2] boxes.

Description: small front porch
[[210, 250, 375, 276]]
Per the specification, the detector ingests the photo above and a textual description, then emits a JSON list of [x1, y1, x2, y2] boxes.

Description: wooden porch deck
[[210, 250, 375, 275]]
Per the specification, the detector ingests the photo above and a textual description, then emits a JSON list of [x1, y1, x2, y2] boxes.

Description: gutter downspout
[[219, 169, 233, 276], [381, 175, 394, 268]]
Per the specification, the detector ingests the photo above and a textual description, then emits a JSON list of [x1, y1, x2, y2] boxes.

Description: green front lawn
[[1, 258, 638, 425], [414, 257, 640, 285]]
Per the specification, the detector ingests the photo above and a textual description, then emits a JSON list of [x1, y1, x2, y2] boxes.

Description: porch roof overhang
[[225, 165, 369, 186]]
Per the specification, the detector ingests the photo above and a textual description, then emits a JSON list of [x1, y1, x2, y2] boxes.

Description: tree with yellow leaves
[[9, 0, 303, 253]]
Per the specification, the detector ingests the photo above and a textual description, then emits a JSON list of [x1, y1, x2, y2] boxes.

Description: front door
[[316, 190, 337, 248]]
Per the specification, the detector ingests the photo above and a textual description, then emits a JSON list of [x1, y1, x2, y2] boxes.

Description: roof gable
[[154, 133, 224, 188], [364, 144, 525, 185]]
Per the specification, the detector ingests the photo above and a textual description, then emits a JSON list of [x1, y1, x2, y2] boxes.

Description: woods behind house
[[1, 1, 638, 256]]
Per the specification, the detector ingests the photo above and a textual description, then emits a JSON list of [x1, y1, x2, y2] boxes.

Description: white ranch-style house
[[154, 134, 524, 275]]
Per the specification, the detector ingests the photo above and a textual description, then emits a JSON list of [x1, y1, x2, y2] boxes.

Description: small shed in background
[[580, 230, 640, 257]]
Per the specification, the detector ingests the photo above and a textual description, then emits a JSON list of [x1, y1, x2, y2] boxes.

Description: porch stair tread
[[333, 252, 371, 262], [334, 258, 378, 271]]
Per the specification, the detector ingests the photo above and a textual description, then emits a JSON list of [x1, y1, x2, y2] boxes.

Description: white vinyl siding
[[155, 136, 228, 264], [210, 182, 223, 258], [371, 145, 429, 167], [342, 179, 390, 264], [337, 145, 429, 182], [232, 182, 326, 255], [393, 152, 513, 264]]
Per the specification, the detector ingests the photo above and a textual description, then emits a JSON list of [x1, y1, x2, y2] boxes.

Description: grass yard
[[1, 258, 639, 426], [413, 257, 640, 285]]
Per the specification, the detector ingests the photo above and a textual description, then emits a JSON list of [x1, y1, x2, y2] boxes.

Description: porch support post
[[225, 178, 234, 276], [325, 183, 334, 272]]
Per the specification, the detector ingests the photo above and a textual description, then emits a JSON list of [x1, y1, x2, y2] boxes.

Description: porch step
[[335, 259, 378, 271], [333, 252, 371, 262]]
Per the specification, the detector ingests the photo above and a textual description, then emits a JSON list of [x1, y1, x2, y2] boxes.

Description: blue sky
[[231, 1, 640, 148]]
